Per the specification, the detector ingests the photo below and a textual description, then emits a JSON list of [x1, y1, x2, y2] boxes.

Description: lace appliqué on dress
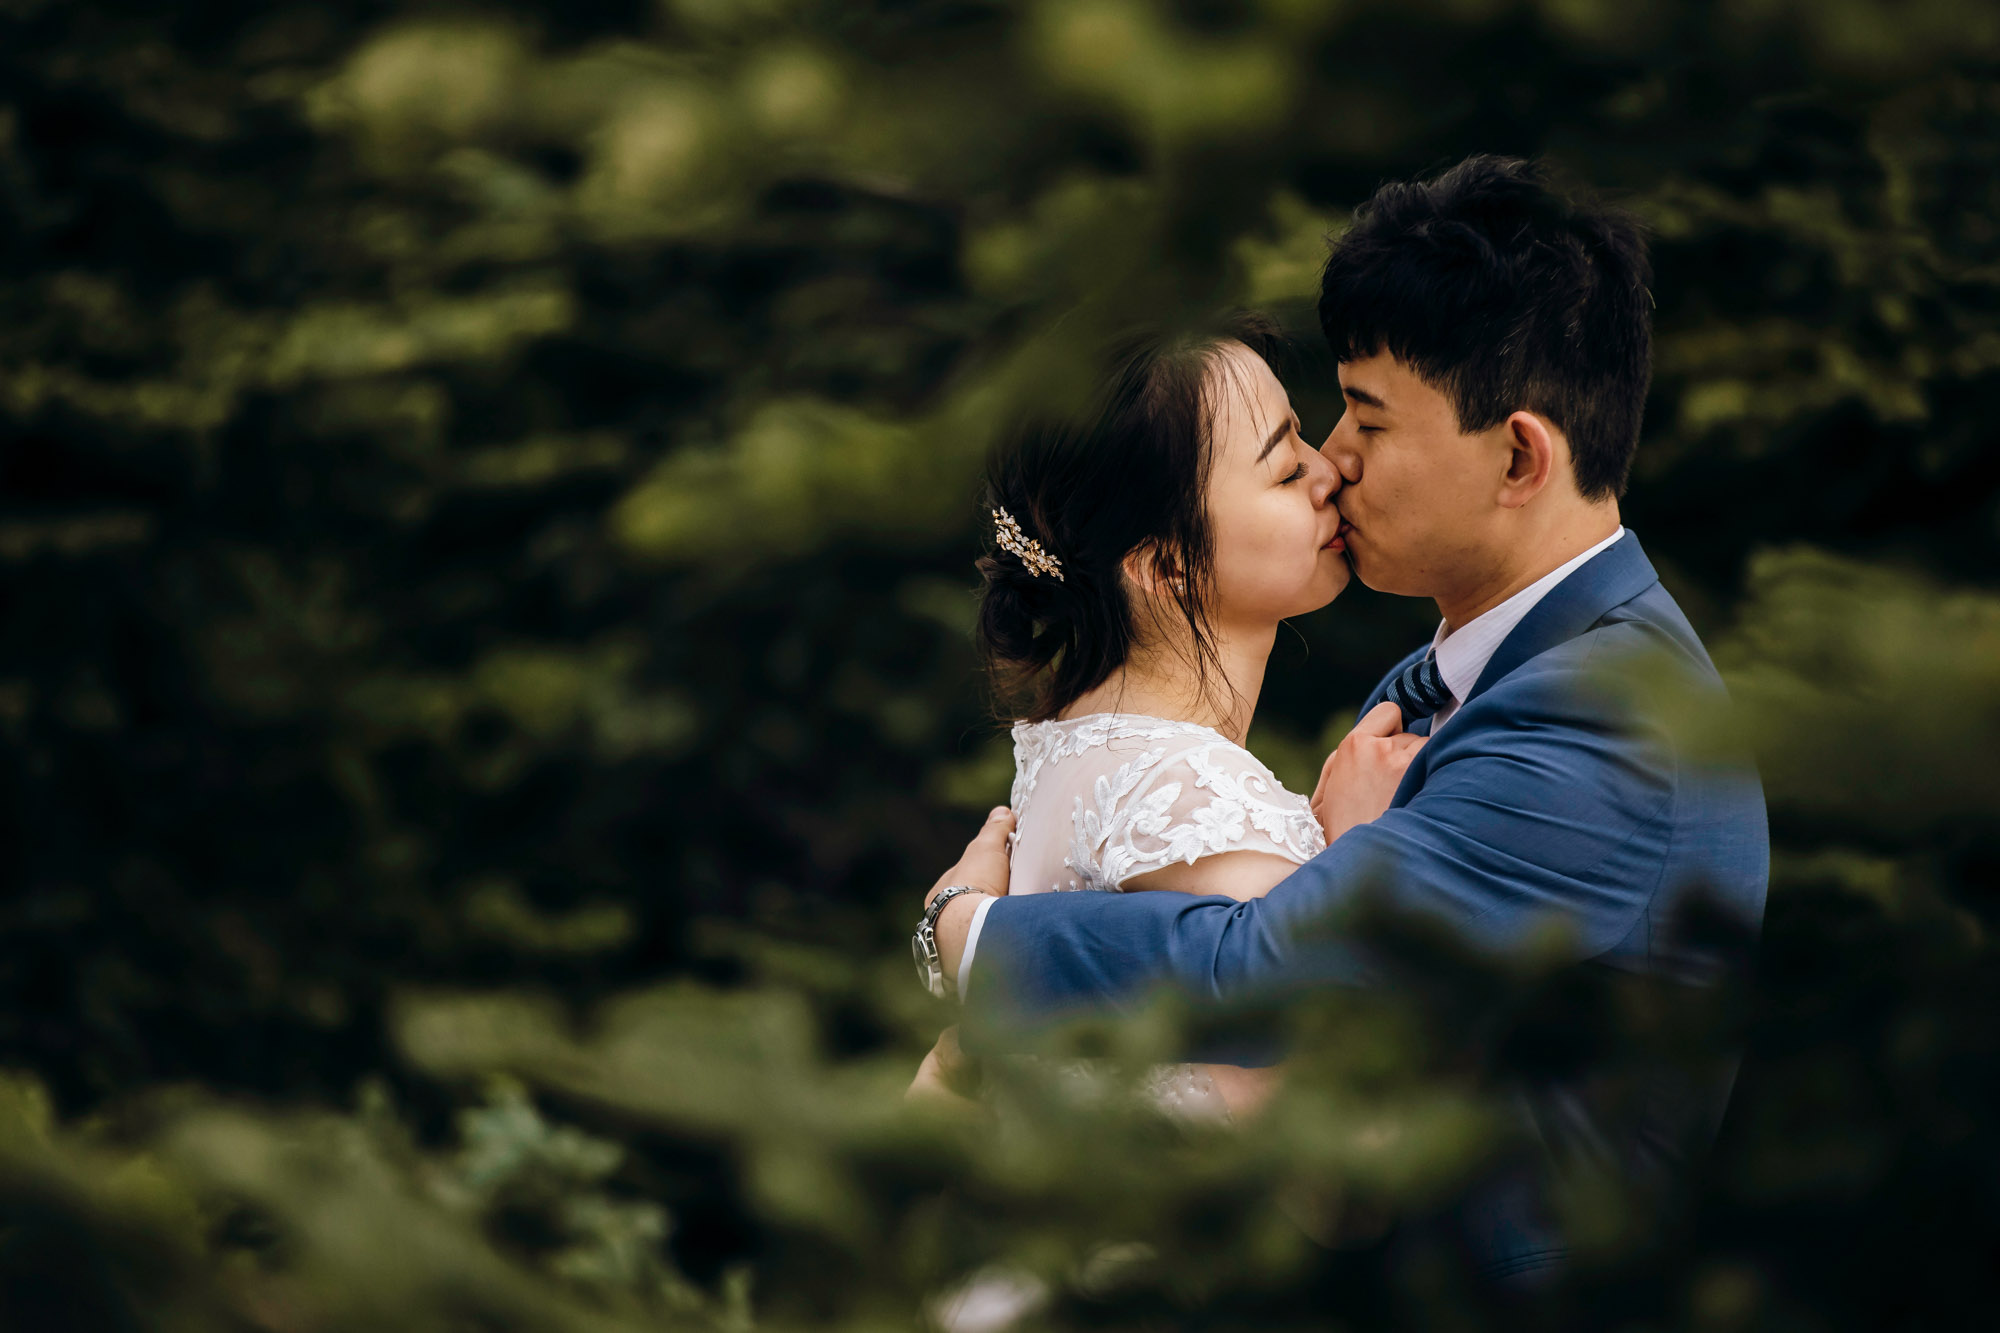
[[1010, 716, 1325, 896]]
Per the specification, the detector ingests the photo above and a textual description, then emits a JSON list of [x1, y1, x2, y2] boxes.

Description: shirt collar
[[1429, 527, 1627, 706]]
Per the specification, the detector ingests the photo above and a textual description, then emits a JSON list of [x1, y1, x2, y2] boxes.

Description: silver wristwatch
[[913, 885, 986, 999]]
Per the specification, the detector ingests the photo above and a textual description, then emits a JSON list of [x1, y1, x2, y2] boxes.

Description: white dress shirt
[[957, 527, 1629, 996], [1424, 526, 1625, 733], [956, 868, 998, 998]]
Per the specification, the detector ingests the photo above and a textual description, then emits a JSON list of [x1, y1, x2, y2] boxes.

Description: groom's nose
[[1319, 429, 1362, 484]]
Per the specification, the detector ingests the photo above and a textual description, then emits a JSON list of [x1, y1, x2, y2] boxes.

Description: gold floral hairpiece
[[992, 506, 1064, 582]]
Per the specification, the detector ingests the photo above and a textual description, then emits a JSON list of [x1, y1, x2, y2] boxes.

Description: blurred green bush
[[3, 0, 2000, 1327]]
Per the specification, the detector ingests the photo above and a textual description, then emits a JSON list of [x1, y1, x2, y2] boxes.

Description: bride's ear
[[1122, 542, 1184, 601]]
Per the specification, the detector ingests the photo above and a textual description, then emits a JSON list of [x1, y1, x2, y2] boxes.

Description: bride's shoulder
[[1164, 732, 1308, 808], [1011, 712, 1240, 761], [1071, 720, 1325, 872], [1012, 713, 1305, 773], [1015, 713, 1314, 817]]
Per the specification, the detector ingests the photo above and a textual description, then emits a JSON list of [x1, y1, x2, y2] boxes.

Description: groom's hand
[[906, 1025, 983, 1111], [1311, 702, 1426, 845], [923, 805, 1015, 985]]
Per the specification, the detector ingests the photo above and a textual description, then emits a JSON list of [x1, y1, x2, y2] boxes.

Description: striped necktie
[[1384, 649, 1454, 721]]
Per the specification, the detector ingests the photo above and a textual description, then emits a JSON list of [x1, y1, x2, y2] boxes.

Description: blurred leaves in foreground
[[5, 0, 2000, 1328]]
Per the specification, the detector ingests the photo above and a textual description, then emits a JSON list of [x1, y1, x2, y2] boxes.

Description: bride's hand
[[923, 805, 1014, 912], [1310, 702, 1426, 845]]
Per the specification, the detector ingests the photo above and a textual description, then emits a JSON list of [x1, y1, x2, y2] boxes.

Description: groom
[[913, 157, 1769, 1282]]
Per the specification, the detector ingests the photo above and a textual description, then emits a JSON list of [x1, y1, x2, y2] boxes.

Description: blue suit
[[961, 532, 1769, 1279]]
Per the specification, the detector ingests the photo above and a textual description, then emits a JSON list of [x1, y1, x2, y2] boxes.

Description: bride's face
[[1197, 342, 1349, 628]]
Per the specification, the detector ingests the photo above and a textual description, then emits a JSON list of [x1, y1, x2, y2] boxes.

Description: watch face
[[912, 932, 931, 985]]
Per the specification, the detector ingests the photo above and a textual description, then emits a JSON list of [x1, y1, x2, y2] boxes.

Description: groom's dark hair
[[1318, 155, 1652, 500]]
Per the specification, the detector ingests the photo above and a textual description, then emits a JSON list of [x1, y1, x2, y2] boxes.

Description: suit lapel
[[1371, 533, 1662, 811], [1462, 530, 1661, 707]]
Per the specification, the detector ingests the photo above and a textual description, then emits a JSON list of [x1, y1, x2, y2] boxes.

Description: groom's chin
[[1345, 555, 1419, 601], [1344, 551, 1386, 592]]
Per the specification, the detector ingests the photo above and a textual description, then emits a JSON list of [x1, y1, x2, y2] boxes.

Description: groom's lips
[[1326, 519, 1355, 550]]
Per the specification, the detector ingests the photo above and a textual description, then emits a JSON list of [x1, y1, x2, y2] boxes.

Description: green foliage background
[[4, 0, 2000, 1328]]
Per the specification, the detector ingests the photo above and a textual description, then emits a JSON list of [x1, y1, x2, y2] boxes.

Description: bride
[[968, 315, 1410, 1121]]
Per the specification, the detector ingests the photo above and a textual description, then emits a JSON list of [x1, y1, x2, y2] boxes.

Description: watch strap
[[914, 885, 987, 998], [924, 883, 985, 930]]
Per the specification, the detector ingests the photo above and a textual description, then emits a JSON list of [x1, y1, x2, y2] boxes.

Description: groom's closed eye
[[1341, 385, 1388, 433]]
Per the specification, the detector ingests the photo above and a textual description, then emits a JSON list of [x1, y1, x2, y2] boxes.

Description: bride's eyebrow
[[1254, 415, 1298, 462]]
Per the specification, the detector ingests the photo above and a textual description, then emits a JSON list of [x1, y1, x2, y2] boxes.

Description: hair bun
[[975, 549, 1072, 667]]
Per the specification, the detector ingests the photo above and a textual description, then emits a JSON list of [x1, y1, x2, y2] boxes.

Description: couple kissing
[[909, 155, 1769, 1287]]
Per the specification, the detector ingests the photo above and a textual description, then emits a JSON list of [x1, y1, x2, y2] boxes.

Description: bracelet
[[913, 885, 987, 999]]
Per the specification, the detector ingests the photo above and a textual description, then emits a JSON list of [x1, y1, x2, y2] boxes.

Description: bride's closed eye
[[1279, 462, 1308, 485]]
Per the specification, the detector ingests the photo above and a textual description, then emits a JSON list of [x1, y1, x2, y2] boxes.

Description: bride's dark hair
[[978, 313, 1286, 723]]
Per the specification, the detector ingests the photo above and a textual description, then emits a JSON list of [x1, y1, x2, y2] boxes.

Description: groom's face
[[1318, 352, 1515, 601]]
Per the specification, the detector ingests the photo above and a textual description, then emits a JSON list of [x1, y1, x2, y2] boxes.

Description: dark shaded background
[[4, 1, 2000, 1329]]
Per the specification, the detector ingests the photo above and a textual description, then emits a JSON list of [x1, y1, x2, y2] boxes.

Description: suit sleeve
[[961, 642, 1681, 1046]]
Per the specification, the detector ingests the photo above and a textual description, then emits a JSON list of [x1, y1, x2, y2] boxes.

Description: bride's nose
[[1308, 446, 1341, 505]]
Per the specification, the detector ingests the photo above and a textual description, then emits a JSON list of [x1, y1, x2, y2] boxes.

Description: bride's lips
[[1324, 518, 1353, 553]]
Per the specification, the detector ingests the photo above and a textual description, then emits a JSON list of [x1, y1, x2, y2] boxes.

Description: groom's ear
[[1498, 410, 1561, 509]]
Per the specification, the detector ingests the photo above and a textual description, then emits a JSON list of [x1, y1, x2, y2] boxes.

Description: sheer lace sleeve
[[1007, 715, 1326, 897], [1076, 736, 1326, 889]]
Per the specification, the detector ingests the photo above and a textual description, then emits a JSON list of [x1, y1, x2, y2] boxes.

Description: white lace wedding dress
[[1004, 712, 1326, 1120]]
